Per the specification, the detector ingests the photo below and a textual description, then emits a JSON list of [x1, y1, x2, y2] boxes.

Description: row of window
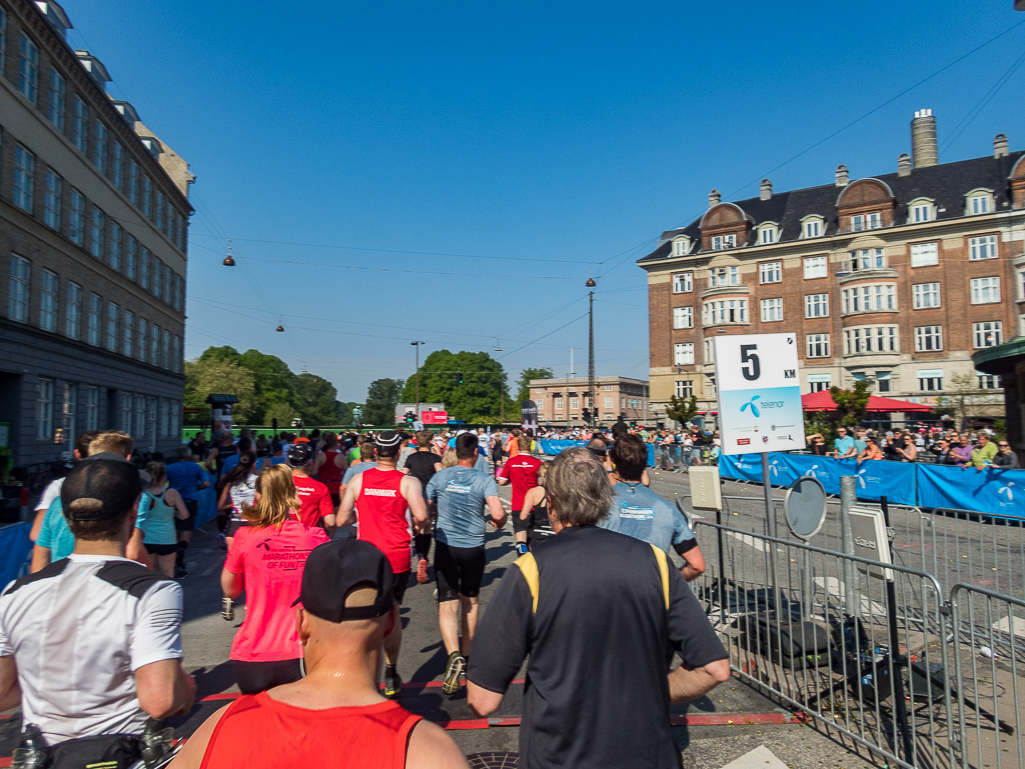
[[9, 255, 183, 372], [35, 378, 181, 444], [671, 320, 1004, 367], [2, 16, 187, 251], [543, 396, 643, 410], [670, 277, 1003, 329], [691, 193, 998, 253], [6, 135, 186, 312], [671, 236, 1000, 292]]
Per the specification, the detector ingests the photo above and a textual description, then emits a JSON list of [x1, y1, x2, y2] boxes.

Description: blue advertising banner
[[538, 440, 656, 466], [0, 523, 32, 590], [833, 458, 917, 506], [917, 464, 1025, 519]]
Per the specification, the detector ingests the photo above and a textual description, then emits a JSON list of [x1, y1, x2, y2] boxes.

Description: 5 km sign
[[713, 333, 806, 456]]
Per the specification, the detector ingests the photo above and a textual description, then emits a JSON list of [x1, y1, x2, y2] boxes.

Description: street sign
[[784, 476, 827, 540], [712, 333, 806, 456]]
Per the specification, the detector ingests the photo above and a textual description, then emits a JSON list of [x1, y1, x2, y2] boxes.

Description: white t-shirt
[[36, 477, 64, 512], [0, 555, 183, 744], [229, 475, 259, 522]]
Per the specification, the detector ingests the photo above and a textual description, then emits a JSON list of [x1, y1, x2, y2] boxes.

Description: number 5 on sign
[[713, 333, 806, 456]]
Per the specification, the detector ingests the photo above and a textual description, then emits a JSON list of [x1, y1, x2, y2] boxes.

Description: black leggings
[[234, 658, 303, 694]]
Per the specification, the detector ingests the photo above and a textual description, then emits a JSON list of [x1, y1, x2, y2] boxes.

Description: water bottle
[[140, 718, 174, 768], [12, 723, 51, 769]]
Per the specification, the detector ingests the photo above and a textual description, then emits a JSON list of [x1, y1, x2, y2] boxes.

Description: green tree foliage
[[830, 381, 872, 429], [516, 368, 554, 403], [184, 358, 257, 424], [239, 349, 296, 424], [293, 372, 339, 426], [401, 350, 509, 422], [265, 401, 299, 428], [934, 373, 1004, 431], [666, 395, 698, 426], [364, 379, 405, 425]]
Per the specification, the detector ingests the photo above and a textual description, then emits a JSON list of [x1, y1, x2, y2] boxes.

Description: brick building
[[528, 375, 649, 426], [641, 112, 1025, 426], [0, 0, 192, 468]]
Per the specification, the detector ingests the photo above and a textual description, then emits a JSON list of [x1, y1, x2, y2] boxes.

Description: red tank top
[[356, 468, 412, 574], [200, 692, 422, 769], [318, 451, 343, 493]]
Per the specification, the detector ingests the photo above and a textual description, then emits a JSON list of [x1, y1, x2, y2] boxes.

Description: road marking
[[993, 615, 1025, 639], [814, 576, 887, 616], [716, 745, 791, 769]]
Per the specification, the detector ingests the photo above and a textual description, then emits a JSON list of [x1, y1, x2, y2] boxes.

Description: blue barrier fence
[[538, 440, 656, 467], [719, 452, 1025, 518], [0, 523, 32, 590]]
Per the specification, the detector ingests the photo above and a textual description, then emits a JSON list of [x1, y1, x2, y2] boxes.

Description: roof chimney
[[708, 189, 721, 209], [994, 133, 1009, 159], [835, 165, 849, 187], [911, 109, 938, 169], [898, 153, 912, 177], [759, 179, 772, 201]]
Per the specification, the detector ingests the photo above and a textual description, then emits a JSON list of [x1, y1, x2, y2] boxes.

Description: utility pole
[[410, 341, 425, 416], [586, 276, 596, 427]]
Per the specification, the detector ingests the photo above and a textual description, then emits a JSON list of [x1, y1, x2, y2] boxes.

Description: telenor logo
[[741, 396, 761, 417]]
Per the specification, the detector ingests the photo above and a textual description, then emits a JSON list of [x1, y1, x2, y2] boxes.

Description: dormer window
[[757, 223, 778, 244], [711, 234, 736, 251], [801, 216, 823, 238], [909, 199, 934, 223], [966, 189, 993, 215], [850, 212, 882, 232], [671, 238, 690, 257]]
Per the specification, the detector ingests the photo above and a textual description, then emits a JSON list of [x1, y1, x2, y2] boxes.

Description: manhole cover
[[467, 752, 519, 769]]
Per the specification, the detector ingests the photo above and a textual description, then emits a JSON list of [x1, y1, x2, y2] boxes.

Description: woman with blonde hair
[[441, 448, 458, 468], [519, 462, 554, 548], [221, 464, 330, 694], [132, 462, 190, 577]]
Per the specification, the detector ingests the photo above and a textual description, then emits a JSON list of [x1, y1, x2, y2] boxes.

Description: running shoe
[[442, 652, 466, 695], [174, 565, 188, 580], [416, 557, 429, 584], [221, 597, 234, 621], [383, 667, 402, 698]]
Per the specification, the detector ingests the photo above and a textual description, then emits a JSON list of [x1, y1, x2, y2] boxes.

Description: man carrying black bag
[[0, 457, 195, 768]]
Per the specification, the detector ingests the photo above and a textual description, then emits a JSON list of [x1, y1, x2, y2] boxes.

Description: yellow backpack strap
[[514, 552, 540, 614], [649, 544, 670, 610]]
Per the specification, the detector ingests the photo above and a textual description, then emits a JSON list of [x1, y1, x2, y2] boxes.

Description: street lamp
[[411, 341, 425, 415], [586, 276, 596, 427], [223, 239, 236, 267]]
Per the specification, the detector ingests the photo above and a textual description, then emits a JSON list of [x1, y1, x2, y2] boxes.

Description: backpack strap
[[649, 544, 670, 610], [513, 552, 540, 614]]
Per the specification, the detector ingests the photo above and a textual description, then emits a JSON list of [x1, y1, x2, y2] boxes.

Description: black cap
[[374, 430, 402, 451], [287, 443, 314, 467], [61, 458, 140, 521], [295, 540, 395, 622]]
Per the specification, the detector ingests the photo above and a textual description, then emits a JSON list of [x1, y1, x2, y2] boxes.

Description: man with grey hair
[[467, 447, 729, 769]]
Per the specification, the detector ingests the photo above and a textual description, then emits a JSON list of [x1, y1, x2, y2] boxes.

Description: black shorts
[[144, 542, 178, 556], [175, 499, 198, 532], [392, 571, 410, 605], [330, 492, 340, 508], [511, 510, 531, 533], [226, 519, 250, 538], [434, 541, 486, 602], [234, 658, 303, 695]]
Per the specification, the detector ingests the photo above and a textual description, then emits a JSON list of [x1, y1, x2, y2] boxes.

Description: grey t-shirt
[[600, 482, 694, 554], [426, 466, 500, 548], [342, 462, 378, 484]]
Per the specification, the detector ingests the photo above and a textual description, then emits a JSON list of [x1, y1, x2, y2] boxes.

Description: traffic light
[[404, 410, 415, 424], [455, 372, 464, 385], [582, 408, 591, 423], [618, 412, 626, 423]]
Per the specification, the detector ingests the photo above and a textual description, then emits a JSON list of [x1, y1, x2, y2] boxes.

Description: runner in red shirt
[[332, 431, 427, 697], [496, 435, 543, 554], [314, 433, 347, 507], [285, 443, 333, 529]]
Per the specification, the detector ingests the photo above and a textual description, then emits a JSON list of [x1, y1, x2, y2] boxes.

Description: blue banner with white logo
[[539, 440, 656, 466], [917, 464, 1025, 519], [0, 523, 32, 591], [833, 457, 917, 505]]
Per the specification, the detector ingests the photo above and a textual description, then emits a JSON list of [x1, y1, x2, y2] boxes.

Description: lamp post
[[411, 341, 425, 415], [586, 276, 596, 427]]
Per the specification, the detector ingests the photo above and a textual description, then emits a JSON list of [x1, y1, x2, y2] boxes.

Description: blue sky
[[63, 0, 1025, 401]]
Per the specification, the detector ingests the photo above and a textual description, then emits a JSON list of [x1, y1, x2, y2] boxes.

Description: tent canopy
[[801, 390, 934, 413]]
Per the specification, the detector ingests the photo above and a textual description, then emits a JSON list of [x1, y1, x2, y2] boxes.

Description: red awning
[[801, 391, 934, 413]]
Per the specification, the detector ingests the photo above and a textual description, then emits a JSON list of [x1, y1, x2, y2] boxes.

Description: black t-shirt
[[468, 526, 726, 769], [404, 451, 439, 491]]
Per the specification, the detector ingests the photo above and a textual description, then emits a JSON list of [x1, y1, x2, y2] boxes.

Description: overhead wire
[[940, 48, 1025, 157]]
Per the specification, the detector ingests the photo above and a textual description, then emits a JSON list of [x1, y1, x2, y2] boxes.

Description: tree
[[265, 401, 299, 429], [184, 358, 258, 424], [400, 350, 509, 422], [336, 401, 361, 427], [830, 381, 872, 429], [517, 368, 554, 403], [293, 372, 338, 426], [238, 349, 297, 424], [666, 394, 698, 426], [364, 378, 405, 425], [935, 373, 1003, 431]]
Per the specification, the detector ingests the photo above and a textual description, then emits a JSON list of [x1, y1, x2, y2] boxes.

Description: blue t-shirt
[[36, 498, 76, 561], [426, 466, 500, 549], [165, 461, 208, 501], [474, 454, 490, 474], [834, 436, 856, 457], [342, 462, 377, 484], [600, 482, 694, 554]]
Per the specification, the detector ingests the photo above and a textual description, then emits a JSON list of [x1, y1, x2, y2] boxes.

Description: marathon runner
[[217, 453, 259, 548], [205, 431, 238, 477], [286, 443, 333, 529], [331, 431, 428, 697], [313, 433, 347, 510], [425, 433, 506, 694], [165, 446, 210, 578], [404, 431, 444, 584], [519, 462, 554, 547], [29, 430, 97, 543], [496, 436, 541, 555]]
